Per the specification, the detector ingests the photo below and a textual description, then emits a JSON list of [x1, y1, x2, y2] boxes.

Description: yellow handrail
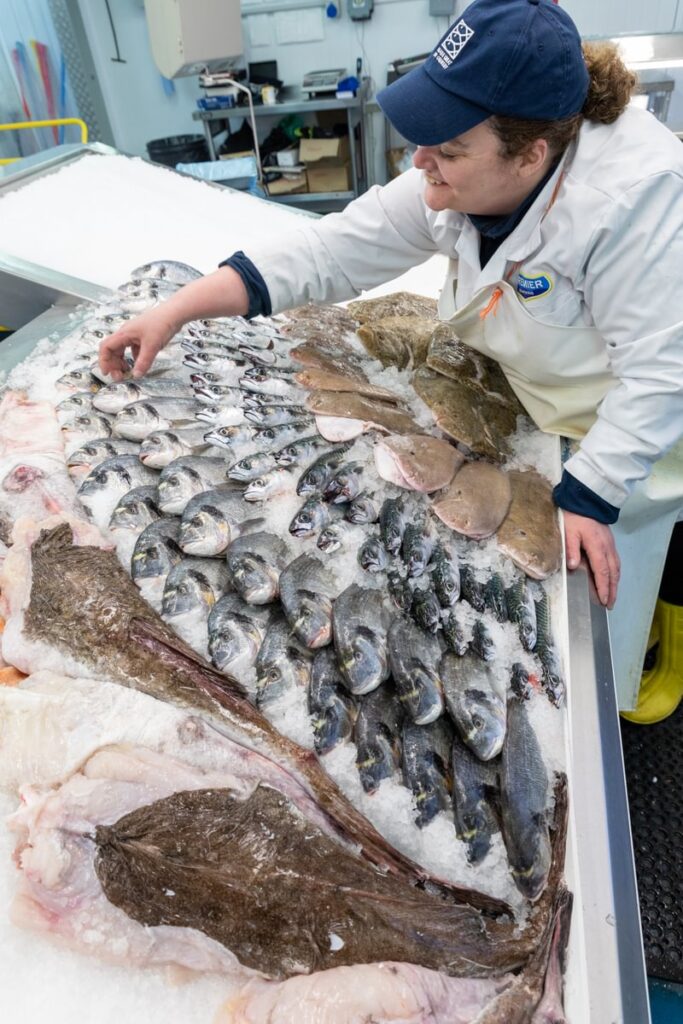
[[0, 118, 88, 165]]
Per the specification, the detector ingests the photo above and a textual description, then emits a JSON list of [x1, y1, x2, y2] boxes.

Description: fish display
[[0, 272, 573, 1021]]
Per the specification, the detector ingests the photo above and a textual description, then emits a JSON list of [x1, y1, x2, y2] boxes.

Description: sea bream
[[255, 612, 312, 710], [207, 592, 274, 683], [226, 531, 290, 605], [441, 651, 507, 761], [138, 425, 214, 468], [131, 517, 183, 587], [353, 682, 403, 794], [402, 717, 454, 828], [113, 398, 200, 441], [67, 436, 141, 477], [179, 486, 264, 556], [452, 729, 499, 865], [92, 378, 194, 414], [77, 454, 159, 530], [388, 616, 444, 725], [279, 553, 336, 649], [332, 584, 392, 695], [109, 485, 162, 535], [55, 391, 96, 423], [156, 456, 230, 515], [308, 647, 357, 755], [161, 556, 231, 619]]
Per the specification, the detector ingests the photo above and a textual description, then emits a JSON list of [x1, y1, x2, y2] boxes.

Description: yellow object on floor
[[622, 600, 683, 724]]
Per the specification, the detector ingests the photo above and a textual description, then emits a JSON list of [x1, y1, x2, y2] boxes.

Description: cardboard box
[[266, 171, 308, 195], [275, 145, 300, 167], [299, 136, 350, 162], [306, 161, 351, 193]]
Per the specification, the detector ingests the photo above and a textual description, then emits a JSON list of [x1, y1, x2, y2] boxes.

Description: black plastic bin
[[146, 134, 209, 168]]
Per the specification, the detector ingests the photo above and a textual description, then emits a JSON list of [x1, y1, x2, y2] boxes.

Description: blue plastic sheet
[[175, 157, 258, 194]]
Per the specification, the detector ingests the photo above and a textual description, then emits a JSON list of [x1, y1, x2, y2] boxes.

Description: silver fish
[[506, 576, 538, 653], [273, 434, 332, 468], [332, 584, 392, 696], [401, 514, 436, 578], [253, 422, 313, 448], [279, 553, 336, 649], [443, 607, 470, 656], [353, 683, 403, 794], [243, 467, 294, 502], [129, 260, 202, 285], [244, 404, 312, 427], [227, 451, 275, 482], [323, 461, 364, 504], [379, 496, 407, 556], [62, 413, 113, 445], [161, 556, 231, 618], [109, 485, 162, 535], [93, 378, 194, 414], [202, 424, 255, 450], [410, 586, 442, 635], [289, 494, 333, 538], [157, 456, 229, 515], [345, 492, 379, 525], [179, 486, 263, 556], [460, 564, 486, 613], [208, 592, 273, 677], [297, 445, 354, 497], [131, 517, 183, 583], [56, 392, 96, 422], [317, 521, 349, 553], [388, 616, 444, 725], [113, 398, 200, 441], [226, 531, 289, 605], [535, 591, 565, 707], [441, 651, 507, 761], [309, 647, 357, 755], [402, 717, 454, 828], [255, 613, 311, 709], [430, 543, 460, 607], [56, 369, 102, 394], [67, 437, 141, 475], [471, 618, 497, 662], [452, 730, 499, 865], [139, 425, 214, 468], [239, 372, 303, 402], [183, 350, 248, 374], [358, 535, 388, 574], [77, 454, 159, 523]]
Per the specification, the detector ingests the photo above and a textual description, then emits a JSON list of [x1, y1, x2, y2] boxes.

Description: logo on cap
[[434, 20, 475, 70]]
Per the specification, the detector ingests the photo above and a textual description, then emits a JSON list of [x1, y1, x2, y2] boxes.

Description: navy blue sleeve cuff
[[218, 250, 272, 319], [552, 470, 620, 525]]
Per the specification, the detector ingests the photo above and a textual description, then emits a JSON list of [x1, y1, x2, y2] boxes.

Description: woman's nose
[[413, 146, 437, 171]]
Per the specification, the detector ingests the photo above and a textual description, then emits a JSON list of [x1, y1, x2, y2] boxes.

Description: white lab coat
[[247, 105, 683, 514]]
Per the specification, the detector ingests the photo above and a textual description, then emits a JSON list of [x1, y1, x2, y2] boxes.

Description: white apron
[[438, 276, 683, 710]]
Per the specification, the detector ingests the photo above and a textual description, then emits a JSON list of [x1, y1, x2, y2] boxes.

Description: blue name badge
[[517, 272, 552, 301]]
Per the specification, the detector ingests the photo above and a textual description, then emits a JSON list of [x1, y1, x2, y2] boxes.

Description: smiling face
[[413, 119, 550, 216]]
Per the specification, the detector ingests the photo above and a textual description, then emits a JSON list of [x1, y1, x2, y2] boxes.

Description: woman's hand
[[563, 510, 620, 608], [99, 306, 181, 380]]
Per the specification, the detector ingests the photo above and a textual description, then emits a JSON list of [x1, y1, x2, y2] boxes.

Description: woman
[[100, 0, 683, 715]]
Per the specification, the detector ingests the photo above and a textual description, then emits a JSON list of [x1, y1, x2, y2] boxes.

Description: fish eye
[[268, 668, 280, 682], [472, 714, 484, 730]]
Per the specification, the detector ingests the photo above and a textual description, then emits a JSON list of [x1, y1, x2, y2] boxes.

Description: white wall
[[76, 0, 683, 175]]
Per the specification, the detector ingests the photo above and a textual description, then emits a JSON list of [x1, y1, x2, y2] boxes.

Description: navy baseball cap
[[377, 0, 589, 146]]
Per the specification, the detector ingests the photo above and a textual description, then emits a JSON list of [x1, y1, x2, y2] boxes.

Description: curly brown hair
[[490, 42, 637, 160]]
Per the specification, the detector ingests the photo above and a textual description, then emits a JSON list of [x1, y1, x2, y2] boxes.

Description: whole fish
[[443, 608, 470, 656], [243, 390, 302, 411], [441, 651, 507, 760], [460, 564, 486, 613], [279, 553, 336, 648], [402, 717, 454, 828], [430, 543, 460, 607], [56, 392, 95, 422], [255, 613, 312, 709], [179, 486, 262, 557], [195, 404, 248, 428], [323, 461, 364, 504], [161, 556, 231, 618], [93, 378, 194, 414], [131, 518, 183, 584], [510, 662, 534, 701], [289, 494, 332, 538], [139, 425, 213, 468], [244, 403, 312, 427], [308, 647, 357, 755], [273, 433, 332, 467], [297, 446, 355, 497], [244, 467, 295, 502], [535, 591, 565, 707], [226, 531, 289, 604], [500, 694, 551, 901], [401, 514, 436, 578], [77, 454, 159, 527], [62, 413, 113, 446], [353, 683, 403, 793], [471, 618, 497, 663], [411, 586, 442, 634], [484, 574, 508, 623], [239, 371, 304, 402], [227, 451, 275, 482], [183, 350, 248, 375], [239, 345, 293, 370], [387, 568, 413, 613], [253, 423, 314, 448], [129, 259, 202, 285], [67, 437, 140, 475], [388, 616, 444, 724], [358, 535, 389, 574], [345, 491, 379, 525], [56, 368, 102, 394], [192, 387, 245, 416], [114, 398, 199, 441], [332, 584, 392, 695], [208, 592, 273, 679], [201, 424, 255, 449], [452, 730, 499, 865], [157, 455, 229, 515], [317, 521, 349, 553], [506, 576, 538, 653], [109, 485, 162, 535], [379, 496, 407, 556]]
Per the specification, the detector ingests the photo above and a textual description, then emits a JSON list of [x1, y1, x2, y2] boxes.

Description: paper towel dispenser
[[144, 0, 243, 78]]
